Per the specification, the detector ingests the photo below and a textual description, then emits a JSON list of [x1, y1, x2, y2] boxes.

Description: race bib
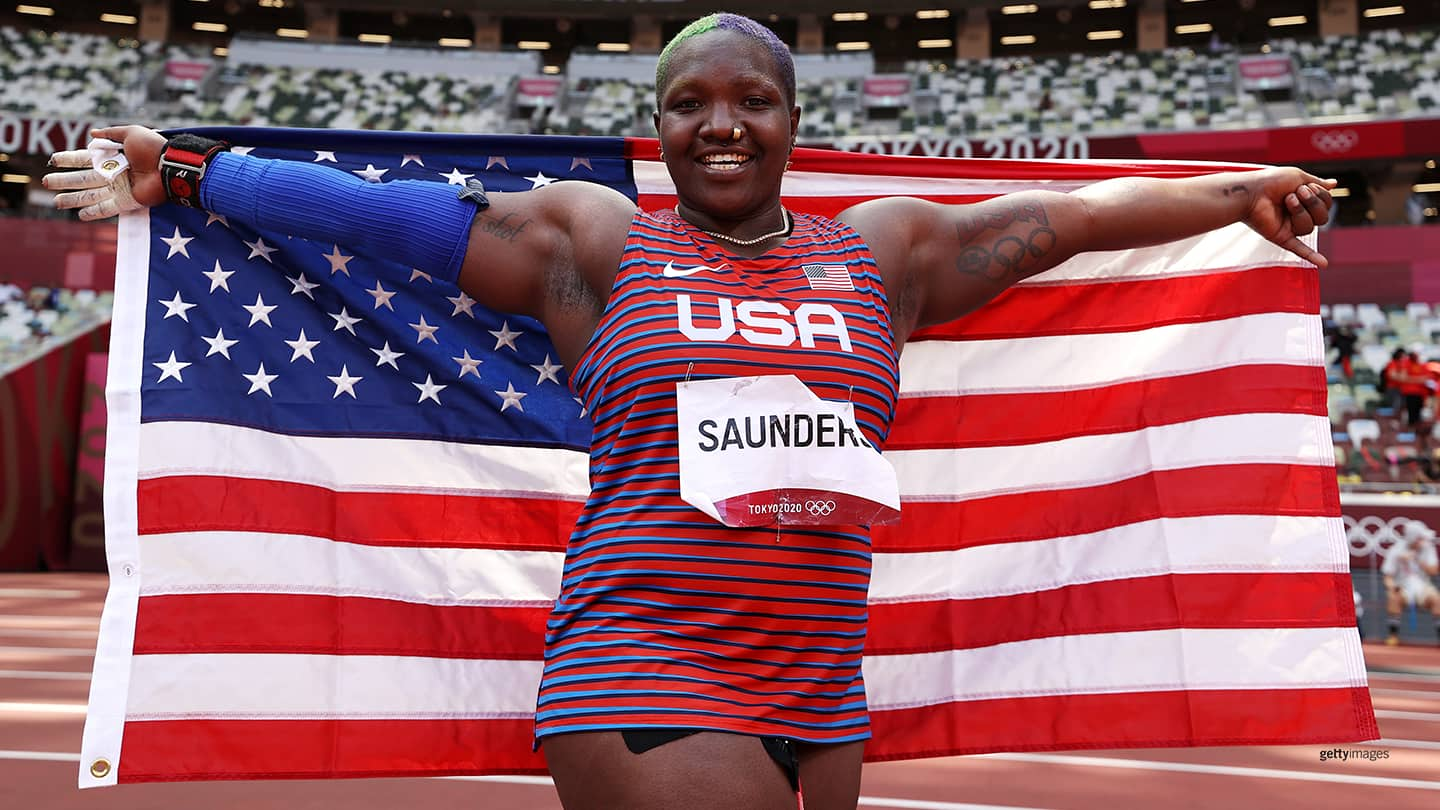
[[676, 374, 901, 527]]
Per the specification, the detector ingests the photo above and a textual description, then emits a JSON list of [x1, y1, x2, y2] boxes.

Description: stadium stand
[[0, 284, 113, 377], [0, 26, 202, 119]]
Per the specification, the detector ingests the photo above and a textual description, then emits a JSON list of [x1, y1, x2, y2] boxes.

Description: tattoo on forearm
[[952, 202, 1057, 282], [477, 212, 531, 242], [1222, 183, 1250, 198]]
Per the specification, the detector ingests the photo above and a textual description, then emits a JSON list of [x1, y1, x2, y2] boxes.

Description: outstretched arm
[[841, 167, 1333, 343], [44, 126, 635, 359]]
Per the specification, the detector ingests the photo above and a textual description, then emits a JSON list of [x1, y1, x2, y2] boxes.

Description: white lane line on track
[[443, 776, 1055, 810], [0, 669, 91, 680], [0, 646, 95, 657], [0, 589, 88, 599], [979, 753, 1440, 790], [1369, 671, 1440, 684], [0, 750, 81, 762], [1375, 709, 1440, 722], [0, 702, 87, 714], [0, 616, 98, 629], [0, 628, 99, 639], [1372, 688, 1440, 700], [1378, 738, 1440, 751]]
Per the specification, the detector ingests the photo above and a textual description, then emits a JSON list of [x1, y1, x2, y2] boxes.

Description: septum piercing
[[732, 125, 742, 141]]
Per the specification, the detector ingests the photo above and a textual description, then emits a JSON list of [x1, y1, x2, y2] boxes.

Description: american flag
[[802, 263, 855, 291], [80, 128, 1376, 787]]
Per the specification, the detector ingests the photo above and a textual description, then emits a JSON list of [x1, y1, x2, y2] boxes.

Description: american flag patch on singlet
[[802, 263, 854, 291]]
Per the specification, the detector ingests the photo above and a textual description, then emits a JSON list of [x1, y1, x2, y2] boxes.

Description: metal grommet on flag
[[89, 758, 111, 779]]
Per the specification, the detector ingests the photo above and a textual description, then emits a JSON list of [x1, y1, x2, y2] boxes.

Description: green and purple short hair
[[654, 13, 796, 108]]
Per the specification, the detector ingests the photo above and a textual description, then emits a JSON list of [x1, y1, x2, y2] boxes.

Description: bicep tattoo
[[952, 201, 1057, 282]]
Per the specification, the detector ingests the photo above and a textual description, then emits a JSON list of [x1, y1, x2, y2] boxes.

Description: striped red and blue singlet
[[535, 209, 899, 745]]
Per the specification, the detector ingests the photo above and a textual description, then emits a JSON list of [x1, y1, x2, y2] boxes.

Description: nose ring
[[731, 125, 742, 141]]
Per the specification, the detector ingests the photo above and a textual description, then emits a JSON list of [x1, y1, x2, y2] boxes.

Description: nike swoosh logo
[[663, 262, 726, 278]]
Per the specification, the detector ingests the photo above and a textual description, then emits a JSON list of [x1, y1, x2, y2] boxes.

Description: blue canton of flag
[[140, 129, 637, 450], [802, 263, 854, 292]]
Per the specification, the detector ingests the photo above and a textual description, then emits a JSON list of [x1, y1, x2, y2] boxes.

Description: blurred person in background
[[42, 12, 1338, 810], [1383, 520, 1440, 646]]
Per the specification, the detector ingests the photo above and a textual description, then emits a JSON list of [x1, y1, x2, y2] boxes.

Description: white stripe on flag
[[864, 626, 1366, 710], [870, 515, 1346, 603], [899, 311, 1322, 395], [137, 421, 591, 496], [126, 653, 540, 719], [139, 531, 563, 604], [888, 412, 1334, 501]]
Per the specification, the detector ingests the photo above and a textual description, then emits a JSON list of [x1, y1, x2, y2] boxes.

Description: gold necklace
[[687, 208, 792, 247]]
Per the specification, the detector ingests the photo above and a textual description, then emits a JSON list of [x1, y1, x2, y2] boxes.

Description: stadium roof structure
[[311, 0, 1049, 16]]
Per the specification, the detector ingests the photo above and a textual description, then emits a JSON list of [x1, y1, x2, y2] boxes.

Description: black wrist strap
[[160, 134, 229, 208]]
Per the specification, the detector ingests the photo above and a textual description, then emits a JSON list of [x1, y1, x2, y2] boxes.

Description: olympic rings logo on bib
[[806, 500, 837, 517]]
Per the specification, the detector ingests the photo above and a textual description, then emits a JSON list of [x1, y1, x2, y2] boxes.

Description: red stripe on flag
[[914, 265, 1318, 340], [138, 476, 579, 551], [133, 593, 549, 658], [867, 572, 1355, 655], [875, 463, 1340, 552], [129, 573, 1350, 659], [117, 718, 547, 782], [889, 364, 1328, 450], [865, 686, 1378, 759]]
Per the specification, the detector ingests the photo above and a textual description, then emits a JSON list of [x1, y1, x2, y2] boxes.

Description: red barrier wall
[[0, 324, 110, 571], [0, 218, 117, 290], [1315, 225, 1440, 305]]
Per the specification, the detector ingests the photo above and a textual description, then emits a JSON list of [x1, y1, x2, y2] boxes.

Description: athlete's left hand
[[1239, 167, 1336, 268]]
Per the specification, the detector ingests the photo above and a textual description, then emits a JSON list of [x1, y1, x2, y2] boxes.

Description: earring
[[785, 159, 793, 172]]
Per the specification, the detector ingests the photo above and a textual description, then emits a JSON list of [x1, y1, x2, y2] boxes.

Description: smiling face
[[653, 29, 801, 232]]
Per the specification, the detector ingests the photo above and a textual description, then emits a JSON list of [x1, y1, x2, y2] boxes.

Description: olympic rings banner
[[1342, 494, 1440, 568]]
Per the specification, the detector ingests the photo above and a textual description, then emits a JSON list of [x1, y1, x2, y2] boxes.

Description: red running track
[[2, 572, 1437, 810]]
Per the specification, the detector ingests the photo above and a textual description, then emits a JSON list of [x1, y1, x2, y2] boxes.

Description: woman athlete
[[46, 13, 1334, 810]]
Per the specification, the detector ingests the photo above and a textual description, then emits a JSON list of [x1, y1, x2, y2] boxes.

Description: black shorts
[[621, 728, 800, 791]]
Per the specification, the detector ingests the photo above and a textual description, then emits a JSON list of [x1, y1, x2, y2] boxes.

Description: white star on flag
[[570, 157, 593, 172], [313, 150, 337, 162], [157, 291, 197, 321], [161, 227, 193, 259], [402, 154, 424, 167], [494, 381, 526, 413], [447, 291, 477, 318], [202, 328, 239, 359], [414, 374, 447, 405], [322, 244, 354, 275], [327, 365, 362, 399], [367, 281, 397, 310], [526, 171, 556, 189], [409, 269, 433, 283], [486, 156, 508, 170], [244, 236, 278, 263], [287, 272, 319, 299], [230, 146, 255, 156], [329, 306, 361, 335], [410, 315, 439, 344], [371, 341, 405, 370], [531, 354, 563, 385], [573, 396, 587, 418], [284, 329, 320, 362], [205, 212, 229, 228], [489, 321, 523, 351], [441, 168, 475, 186], [202, 259, 235, 293], [353, 164, 388, 183], [243, 294, 277, 327], [452, 349, 482, 379], [152, 351, 191, 383], [243, 363, 278, 396]]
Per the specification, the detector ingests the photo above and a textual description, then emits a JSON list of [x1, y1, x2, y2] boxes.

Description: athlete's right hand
[[43, 125, 167, 220]]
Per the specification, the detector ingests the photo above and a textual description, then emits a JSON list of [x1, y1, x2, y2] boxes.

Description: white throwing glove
[[45, 138, 142, 221]]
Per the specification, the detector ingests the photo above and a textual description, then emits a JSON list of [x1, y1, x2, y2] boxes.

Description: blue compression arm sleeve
[[200, 152, 478, 283]]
